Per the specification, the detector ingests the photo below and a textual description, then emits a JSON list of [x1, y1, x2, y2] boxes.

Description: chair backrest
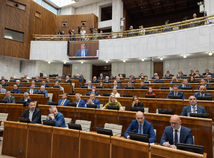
[[75, 120, 91, 131], [48, 93, 53, 102], [0, 113, 8, 131], [104, 123, 123, 136], [144, 107, 149, 113], [41, 115, 47, 121], [64, 117, 72, 125]]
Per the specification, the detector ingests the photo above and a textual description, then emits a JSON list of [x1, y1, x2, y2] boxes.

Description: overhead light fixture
[[141, 58, 145, 61], [81, 61, 84, 64], [208, 51, 213, 56], [159, 57, 163, 61], [48, 61, 51, 64], [183, 55, 187, 58], [105, 60, 109, 63], [122, 59, 126, 63], [63, 61, 67, 64]]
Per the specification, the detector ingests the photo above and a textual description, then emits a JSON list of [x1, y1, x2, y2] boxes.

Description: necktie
[[193, 106, 196, 113], [174, 130, 178, 145], [60, 99, 65, 106], [30, 89, 33, 94], [139, 124, 142, 134]]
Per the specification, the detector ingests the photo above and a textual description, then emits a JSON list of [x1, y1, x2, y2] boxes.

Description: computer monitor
[[96, 127, 113, 136], [47, 102, 58, 105], [145, 95, 156, 98], [207, 87, 214, 90], [196, 96, 212, 100], [158, 109, 174, 115], [160, 87, 170, 90], [190, 113, 209, 118], [130, 106, 144, 112], [87, 104, 97, 108], [106, 105, 119, 110], [16, 101, 27, 106], [103, 93, 111, 96], [43, 120, 56, 126], [123, 94, 133, 97], [176, 143, 204, 154], [96, 86, 103, 89], [68, 123, 82, 130], [180, 87, 192, 90], [129, 133, 149, 143], [19, 117, 30, 123], [168, 95, 183, 99], [67, 102, 77, 107]]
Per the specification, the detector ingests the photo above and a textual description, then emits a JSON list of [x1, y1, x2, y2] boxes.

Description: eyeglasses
[[170, 122, 179, 125]]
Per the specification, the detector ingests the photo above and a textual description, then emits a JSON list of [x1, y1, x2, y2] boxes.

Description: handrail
[[33, 14, 214, 41]]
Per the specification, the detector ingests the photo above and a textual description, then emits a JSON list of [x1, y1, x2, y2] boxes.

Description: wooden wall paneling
[[2, 121, 28, 158], [27, 124, 53, 158], [79, 131, 111, 158], [52, 127, 80, 158]]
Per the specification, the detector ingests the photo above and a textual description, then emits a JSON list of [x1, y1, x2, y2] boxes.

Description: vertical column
[[112, 0, 123, 32], [204, 0, 214, 16]]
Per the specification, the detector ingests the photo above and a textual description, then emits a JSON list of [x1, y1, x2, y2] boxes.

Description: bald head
[[136, 111, 144, 124], [170, 115, 181, 130]]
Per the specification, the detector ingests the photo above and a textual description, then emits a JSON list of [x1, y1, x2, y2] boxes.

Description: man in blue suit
[[160, 115, 193, 149], [181, 96, 206, 116], [58, 93, 70, 106], [194, 85, 212, 99], [167, 85, 185, 99], [37, 86, 48, 98], [124, 111, 156, 143], [11, 84, 21, 94], [74, 93, 86, 107], [46, 106, 66, 127], [178, 79, 192, 89], [75, 43, 89, 57], [85, 93, 100, 108]]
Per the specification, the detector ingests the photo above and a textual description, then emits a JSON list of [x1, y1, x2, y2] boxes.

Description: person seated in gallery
[[58, 93, 70, 106], [203, 69, 212, 76], [65, 75, 72, 84], [34, 76, 41, 83], [85, 93, 100, 108], [92, 76, 99, 83], [3, 91, 16, 103], [178, 79, 192, 89], [115, 76, 122, 83], [111, 80, 121, 89], [164, 71, 173, 79], [9, 76, 16, 82], [83, 80, 93, 89], [19, 92, 32, 106], [131, 96, 144, 107], [46, 106, 66, 127], [197, 79, 211, 89], [75, 43, 89, 57], [176, 71, 186, 79], [98, 73, 105, 81], [153, 75, 163, 83], [181, 96, 206, 116], [206, 75, 214, 83], [103, 95, 123, 110], [74, 74, 83, 83], [30, 80, 38, 87], [37, 86, 48, 98], [189, 69, 195, 77], [45, 77, 52, 84], [41, 80, 50, 88], [0, 84, 6, 93], [170, 76, 180, 84], [86, 86, 99, 96], [54, 76, 62, 83], [111, 88, 120, 98], [124, 111, 156, 143], [160, 115, 193, 148], [27, 85, 37, 95], [167, 85, 185, 99], [143, 76, 151, 83], [0, 80, 8, 86], [139, 81, 148, 89], [11, 84, 21, 94], [74, 93, 86, 107], [152, 73, 159, 79], [15, 80, 23, 87], [124, 82, 135, 89], [21, 101, 41, 124], [188, 76, 199, 83], [139, 73, 144, 80], [145, 87, 157, 98], [53, 81, 63, 90], [103, 76, 111, 83], [194, 70, 203, 78], [194, 85, 212, 99]]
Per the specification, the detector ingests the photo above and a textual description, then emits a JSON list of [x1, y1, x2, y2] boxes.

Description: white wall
[[35, 61, 63, 76], [60, 6, 75, 15], [163, 56, 214, 76], [204, 0, 214, 16], [72, 63, 92, 81]]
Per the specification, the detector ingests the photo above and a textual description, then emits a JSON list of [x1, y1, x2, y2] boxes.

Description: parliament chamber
[[1, 0, 214, 157]]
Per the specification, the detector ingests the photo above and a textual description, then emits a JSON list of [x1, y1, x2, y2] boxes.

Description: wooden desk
[[151, 144, 206, 158], [2, 121, 28, 158], [111, 136, 149, 158]]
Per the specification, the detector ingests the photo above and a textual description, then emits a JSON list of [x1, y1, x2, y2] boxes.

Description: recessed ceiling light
[[81, 61, 84, 64], [183, 55, 187, 58], [160, 57, 163, 61], [48, 61, 51, 64], [106, 60, 109, 63], [208, 52, 213, 56], [141, 58, 145, 61]]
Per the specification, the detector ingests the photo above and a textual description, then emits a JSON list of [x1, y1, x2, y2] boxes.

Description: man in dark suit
[[0, 80, 8, 86], [124, 111, 156, 143], [74, 93, 86, 107], [27, 85, 38, 95], [124, 82, 135, 89], [194, 85, 212, 99], [178, 79, 192, 89], [75, 43, 89, 57], [86, 93, 100, 108], [181, 96, 206, 116], [11, 84, 21, 94], [167, 85, 185, 99], [46, 106, 66, 127], [3, 91, 16, 103], [16, 80, 23, 87], [160, 115, 193, 149], [87, 86, 99, 96], [111, 80, 122, 89], [58, 93, 70, 106], [19, 92, 32, 106], [22, 101, 41, 123], [153, 75, 163, 83]]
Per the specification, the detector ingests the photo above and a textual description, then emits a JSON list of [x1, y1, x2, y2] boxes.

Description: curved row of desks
[[0, 104, 212, 158], [2, 121, 206, 158]]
